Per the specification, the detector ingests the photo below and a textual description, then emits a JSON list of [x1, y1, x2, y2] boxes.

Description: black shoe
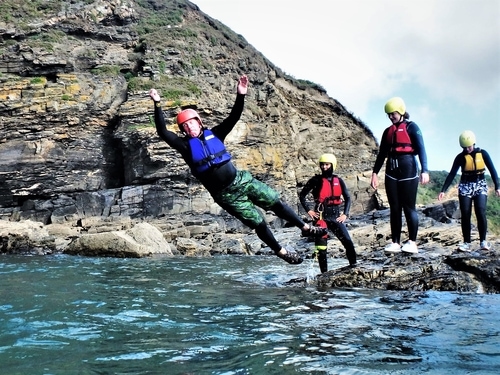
[[302, 225, 327, 237], [277, 249, 304, 265]]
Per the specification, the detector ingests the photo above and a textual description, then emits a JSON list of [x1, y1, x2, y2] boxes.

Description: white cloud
[[195, 0, 500, 171]]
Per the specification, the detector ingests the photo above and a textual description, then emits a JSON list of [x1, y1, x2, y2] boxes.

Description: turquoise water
[[0, 254, 499, 375]]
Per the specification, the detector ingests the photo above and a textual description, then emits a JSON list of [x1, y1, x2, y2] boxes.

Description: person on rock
[[299, 153, 357, 272], [370, 97, 429, 254], [148, 74, 326, 264], [438, 130, 500, 251]]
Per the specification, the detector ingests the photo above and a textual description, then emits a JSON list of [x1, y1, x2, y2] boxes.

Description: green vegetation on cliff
[[0, 0, 97, 22]]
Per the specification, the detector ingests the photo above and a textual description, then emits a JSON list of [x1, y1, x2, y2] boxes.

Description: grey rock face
[[0, 0, 378, 225]]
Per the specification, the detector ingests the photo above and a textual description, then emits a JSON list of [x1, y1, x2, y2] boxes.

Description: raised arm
[[148, 88, 186, 152], [212, 75, 248, 141]]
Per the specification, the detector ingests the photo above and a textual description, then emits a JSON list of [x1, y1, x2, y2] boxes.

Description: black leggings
[[459, 194, 488, 242], [385, 175, 419, 243], [315, 220, 356, 271], [254, 201, 306, 253]]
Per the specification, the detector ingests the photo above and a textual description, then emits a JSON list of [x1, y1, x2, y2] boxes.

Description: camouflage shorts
[[212, 170, 280, 228], [458, 179, 488, 198]]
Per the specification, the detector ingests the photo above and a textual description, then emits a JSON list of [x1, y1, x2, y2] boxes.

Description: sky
[[193, 0, 500, 175]]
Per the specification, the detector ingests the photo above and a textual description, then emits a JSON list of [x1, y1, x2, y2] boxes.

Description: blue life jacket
[[188, 129, 231, 174]]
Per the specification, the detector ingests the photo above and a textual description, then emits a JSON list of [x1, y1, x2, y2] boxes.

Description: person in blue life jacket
[[299, 153, 357, 272], [149, 74, 326, 265], [438, 130, 500, 251], [370, 97, 430, 255]]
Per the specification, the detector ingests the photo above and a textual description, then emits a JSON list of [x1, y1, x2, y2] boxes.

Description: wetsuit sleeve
[[482, 149, 500, 190], [440, 154, 462, 192], [299, 176, 318, 212], [408, 122, 429, 173], [211, 94, 245, 141], [339, 177, 351, 216], [153, 102, 187, 154], [372, 128, 390, 174]]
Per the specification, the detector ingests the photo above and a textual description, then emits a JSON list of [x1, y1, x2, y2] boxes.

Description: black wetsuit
[[299, 173, 357, 271], [372, 121, 428, 244], [440, 148, 499, 243], [153, 95, 306, 253], [153, 97, 243, 193]]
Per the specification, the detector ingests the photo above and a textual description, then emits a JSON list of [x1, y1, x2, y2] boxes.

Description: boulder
[[64, 222, 173, 257]]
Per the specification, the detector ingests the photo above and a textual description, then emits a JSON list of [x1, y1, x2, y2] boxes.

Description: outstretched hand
[[149, 88, 160, 102], [237, 75, 248, 95]]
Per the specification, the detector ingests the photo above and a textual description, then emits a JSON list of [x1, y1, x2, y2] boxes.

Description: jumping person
[[299, 153, 357, 272], [149, 74, 326, 264], [438, 130, 500, 251], [370, 97, 429, 254]]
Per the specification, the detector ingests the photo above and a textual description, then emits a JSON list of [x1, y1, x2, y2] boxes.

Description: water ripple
[[0, 255, 499, 374]]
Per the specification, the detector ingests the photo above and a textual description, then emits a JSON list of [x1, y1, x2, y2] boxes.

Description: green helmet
[[459, 130, 476, 147], [318, 153, 337, 170], [384, 97, 406, 115]]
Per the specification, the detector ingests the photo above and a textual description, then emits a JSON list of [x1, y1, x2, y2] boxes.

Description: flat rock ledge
[[1, 205, 499, 294]]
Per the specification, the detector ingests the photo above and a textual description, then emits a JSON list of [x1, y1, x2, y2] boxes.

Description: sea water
[[0, 254, 498, 374]]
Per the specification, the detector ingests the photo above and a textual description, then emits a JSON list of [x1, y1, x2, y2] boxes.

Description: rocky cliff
[[2, 0, 499, 293], [0, 0, 378, 226]]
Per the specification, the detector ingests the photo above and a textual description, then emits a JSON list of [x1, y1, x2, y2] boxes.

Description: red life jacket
[[318, 177, 342, 206], [386, 122, 414, 153]]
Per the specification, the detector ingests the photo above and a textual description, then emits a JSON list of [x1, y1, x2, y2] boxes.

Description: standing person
[[299, 153, 357, 272], [370, 97, 429, 254], [438, 131, 500, 251], [149, 74, 326, 265]]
